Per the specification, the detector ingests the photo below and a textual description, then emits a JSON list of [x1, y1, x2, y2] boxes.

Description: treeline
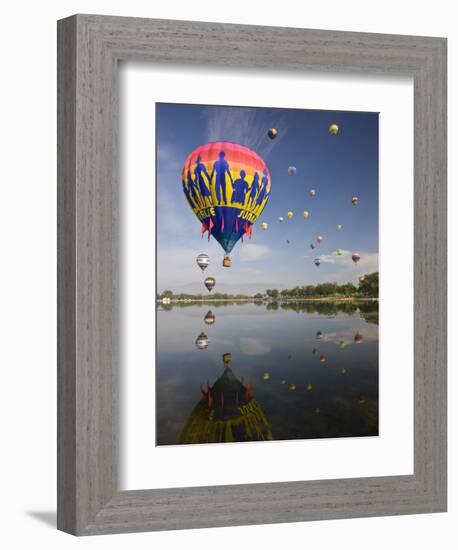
[[158, 272, 378, 301]]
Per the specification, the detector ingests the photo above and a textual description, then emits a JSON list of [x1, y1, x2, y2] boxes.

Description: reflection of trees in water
[[158, 300, 378, 323]]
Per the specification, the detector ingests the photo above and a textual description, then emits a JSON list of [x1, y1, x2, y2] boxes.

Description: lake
[[156, 301, 378, 446]]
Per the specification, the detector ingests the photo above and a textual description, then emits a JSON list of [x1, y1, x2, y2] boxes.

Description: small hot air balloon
[[310, 243, 315, 250], [340, 367, 347, 375], [303, 211, 309, 218], [263, 372, 270, 380], [351, 196, 359, 206], [278, 216, 284, 223], [354, 331, 364, 344], [309, 189, 316, 197], [261, 222, 268, 230], [287, 166, 296, 176], [319, 355, 326, 364], [316, 330, 323, 339], [286, 240, 290, 244], [329, 123, 339, 135], [195, 332, 209, 350], [287, 210, 294, 218], [267, 128, 278, 139], [314, 257, 321, 267], [289, 383, 296, 391], [336, 248, 343, 256], [204, 277, 216, 292], [351, 253, 361, 264], [359, 275, 365, 282], [281, 379, 287, 385], [306, 383, 313, 391], [339, 340, 347, 349], [196, 253, 210, 271], [204, 310, 215, 325], [337, 224, 343, 230], [316, 235, 323, 244]]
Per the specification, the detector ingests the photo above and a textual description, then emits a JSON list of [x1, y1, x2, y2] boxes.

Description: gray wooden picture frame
[[57, 14, 447, 536]]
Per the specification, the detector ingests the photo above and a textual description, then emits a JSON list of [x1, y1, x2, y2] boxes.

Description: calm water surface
[[156, 301, 378, 446]]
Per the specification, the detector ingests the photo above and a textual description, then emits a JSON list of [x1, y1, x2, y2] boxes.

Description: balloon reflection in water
[[319, 355, 326, 363], [354, 331, 364, 344], [316, 330, 323, 339], [204, 311, 215, 325], [179, 355, 272, 444], [195, 332, 209, 350]]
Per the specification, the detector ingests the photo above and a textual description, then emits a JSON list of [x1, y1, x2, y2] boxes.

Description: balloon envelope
[[204, 311, 215, 325], [303, 211, 309, 218], [352, 196, 359, 205], [261, 222, 268, 230], [351, 253, 361, 264], [316, 235, 323, 244], [267, 128, 278, 139], [204, 277, 216, 292], [314, 257, 321, 267], [195, 332, 209, 350], [287, 211, 293, 218], [329, 123, 339, 135], [182, 142, 271, 257], [309, 189, 316, 197], [196, 253, 210, 271], [287, 166, 296, 176]]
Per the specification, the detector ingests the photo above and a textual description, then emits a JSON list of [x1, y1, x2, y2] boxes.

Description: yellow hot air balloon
[[261, 222, 268, 230], [289, 383, 296, 391], [329, 123, 339, 135], [303, 210, 309, 218], [263, 372, 270, 380], [306, 383, 313, 391], [287, 211, 294, 218]]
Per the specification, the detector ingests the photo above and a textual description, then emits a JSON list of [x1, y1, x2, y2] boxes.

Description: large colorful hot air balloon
[[182, 142, 271, 266], [204, 277, 216, 292]]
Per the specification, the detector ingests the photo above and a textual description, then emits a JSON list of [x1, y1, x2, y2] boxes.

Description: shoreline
[[157, 297, 379, 304]]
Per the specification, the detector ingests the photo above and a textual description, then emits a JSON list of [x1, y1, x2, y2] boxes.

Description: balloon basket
[[222, 255, 232, 268]]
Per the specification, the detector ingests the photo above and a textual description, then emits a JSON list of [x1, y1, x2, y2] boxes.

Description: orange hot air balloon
[[182, 142, 271, 266]]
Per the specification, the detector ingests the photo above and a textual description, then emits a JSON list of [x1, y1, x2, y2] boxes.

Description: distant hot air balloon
[[261, 222, 268, 230], [289, 383, 296, 391], [336, 248, 343, 256], [303, 211, 309, 218], [314, 257, 321, 267], [182, 142, 271, 267], [340, 367, 347, 375], [354, 331, 364, 344], [287, 166, 296, 176], [204, 277, 216, 292], [281, 379, 287, 385], [267, 128, 278, 139], [337, 224, 343, 230], [339, 340, 347, 349], [204, 311, 215, 325], [319, 355, 326, 364], [287, 210, 294, 218], [329, 123, 339, 135], [352, 196, 359, 206], [278, 216, 284, 223], [306, 383, 313, 391], [316, 235, 323, 244], [309, 189, 316, 197], [195, 332, 209, 350], [316, 330, 323, 339], [196, 253, 210, 271], [263, 372, 270, 380], [310, 243, 315, 250], [359, 275, 365, 282], [351, 253, 361, 264]]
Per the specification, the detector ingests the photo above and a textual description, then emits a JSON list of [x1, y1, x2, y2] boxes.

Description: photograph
[[155, 102, 379, 446]]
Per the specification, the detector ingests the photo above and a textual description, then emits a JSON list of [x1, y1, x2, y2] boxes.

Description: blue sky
[[156, 103, 379, 294]]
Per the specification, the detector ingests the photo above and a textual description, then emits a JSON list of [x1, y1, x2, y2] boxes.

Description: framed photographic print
[[57, 14, 447, 535]]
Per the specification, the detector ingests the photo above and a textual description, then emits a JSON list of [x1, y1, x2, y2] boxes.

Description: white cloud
[[238, 243, 270, 262], [239, 337, 271, 356]]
